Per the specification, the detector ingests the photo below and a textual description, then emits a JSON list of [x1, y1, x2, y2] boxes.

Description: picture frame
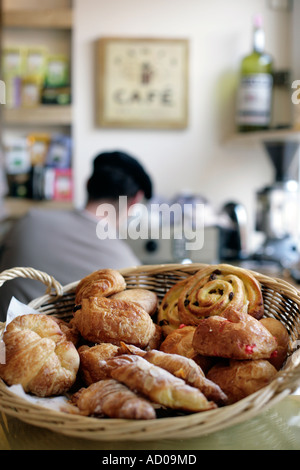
[[96, 37, 189, 129]]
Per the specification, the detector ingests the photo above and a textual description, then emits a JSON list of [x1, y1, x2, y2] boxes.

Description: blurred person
[[0, 150, 153, 320]]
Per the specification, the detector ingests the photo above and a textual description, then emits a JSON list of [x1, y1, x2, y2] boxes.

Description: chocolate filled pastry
[[78, 343, 120, 385], [207, 359, 278, 404], [75, 268, 126, 304], [157, 277, 189, 335], [159, 326, 215, 374], [177, 264, 264, 325], [192, 309, 277, 360], [0, 314, 79, 397], [98, 354, 217, 412], [72, 379, 156, 420], [260, 317, 290, 370], [72, 297, 157, 348], [110, 288, 158, 316], [119, 342, 228, 406]]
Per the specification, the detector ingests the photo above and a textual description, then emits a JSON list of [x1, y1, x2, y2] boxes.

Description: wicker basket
[[0, 263, 300, 442]]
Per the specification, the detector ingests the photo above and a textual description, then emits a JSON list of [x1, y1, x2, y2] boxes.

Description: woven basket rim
[[0, 262, 300, 441]]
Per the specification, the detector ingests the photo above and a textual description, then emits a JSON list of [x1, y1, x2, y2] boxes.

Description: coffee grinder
[[254, 140, 300, 268]]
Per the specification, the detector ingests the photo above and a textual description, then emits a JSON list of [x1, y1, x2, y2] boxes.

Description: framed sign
[[96, 37, 189, 129]]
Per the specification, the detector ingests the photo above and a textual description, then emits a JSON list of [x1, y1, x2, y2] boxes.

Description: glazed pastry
[[192, 309, 277, 360], [78, 343, 120, 385], [0, 314, 79, 397], [207, 359, 278, 404], [157, 277, 189, 335], [119, 342, 228, 406], [72, 379, 156, 420], [260, 317, 289, 370], [72, 297, 157, 348], [160, 326, 215, 373], [75, 268, 126, 304], [98, 354, 217, 412], [110, 288, 158, 316], [177, 264, 264, 325]]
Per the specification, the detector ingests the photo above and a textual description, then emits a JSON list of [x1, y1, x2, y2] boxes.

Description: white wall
[[73, 0, 293, 248]]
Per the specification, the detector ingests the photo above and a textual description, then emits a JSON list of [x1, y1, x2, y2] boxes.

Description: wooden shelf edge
[[225, 128, 300, 146], [3, 8, 73, 29], [3, 105, 72, 126]]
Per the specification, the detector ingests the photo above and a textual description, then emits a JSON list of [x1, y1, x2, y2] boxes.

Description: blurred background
[[0, 0, 300, 275]]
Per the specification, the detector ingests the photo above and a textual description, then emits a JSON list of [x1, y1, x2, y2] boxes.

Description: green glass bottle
[[236, 14, 273, 132]]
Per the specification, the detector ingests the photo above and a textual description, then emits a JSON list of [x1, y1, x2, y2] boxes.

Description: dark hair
[[87, 151, 152, 201]]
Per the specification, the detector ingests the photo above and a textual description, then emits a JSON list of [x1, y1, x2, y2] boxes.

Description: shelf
[[3, 105, 72, 126], [3, 197, 73, 219], [228, 127, 300, 145], [3, 8, 72, 29]]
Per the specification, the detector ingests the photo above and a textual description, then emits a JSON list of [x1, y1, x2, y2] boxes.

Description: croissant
[[177, 264, 264, 325], [72, 379, 156, 420], [75, 268, 126, 304], [119, 342, 227, 406], [72, 296, 157, 348], [192, 309, 277, 360], [0, 314, 79, 397], [97, 354, 217, 412]]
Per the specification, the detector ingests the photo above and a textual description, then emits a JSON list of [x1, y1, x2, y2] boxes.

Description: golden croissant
[[75, 268, 126, 304], [0, 314, 80, 397]]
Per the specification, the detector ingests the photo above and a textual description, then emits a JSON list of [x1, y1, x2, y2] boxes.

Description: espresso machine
[[254, 140, 300, 268]]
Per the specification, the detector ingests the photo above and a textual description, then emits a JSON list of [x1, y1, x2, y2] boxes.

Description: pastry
[[72, 296, 157, 348], [0, 314, 79, 397], [177, 264, 264, 325], [72, 379, 156, 419], [119, 342, 228, 406], [260, 317, 289, 369], [75, 268, 126, 304], [192, 309, 277, 360], [110, 288, 158, 316], [52, 317, 80, 346], [207, 359, 278, 404], [157, 277, 189, 335], [159, 325, 215, 373], [78, 343, 120, 385], [97, 354, 217, 412]]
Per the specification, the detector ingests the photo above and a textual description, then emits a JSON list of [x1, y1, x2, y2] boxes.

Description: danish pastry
[[192, 309, 277, 360], [0, 314, 79, 397], [159, 326, 215, 373], [98, 354, 217, 412], [72, 296, 157, 348], [207, 359, 278, 404], [75, 268, 126, 304], [177, 264, 264, 325], [72, 379, 156, 419], [110, 288, 158, 316], [260, 317, 289, 370]]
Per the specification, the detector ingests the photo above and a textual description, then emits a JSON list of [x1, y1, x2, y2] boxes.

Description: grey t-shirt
[[0, 208, 141, 321]]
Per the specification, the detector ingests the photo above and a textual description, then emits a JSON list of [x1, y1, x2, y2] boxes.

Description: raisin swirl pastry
[[0, 314, 80, 397], [178, 264, 264, 325], [157, 277, 189, 335]]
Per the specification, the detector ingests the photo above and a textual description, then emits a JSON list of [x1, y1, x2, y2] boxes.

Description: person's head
[[86, 150, 153, 212]]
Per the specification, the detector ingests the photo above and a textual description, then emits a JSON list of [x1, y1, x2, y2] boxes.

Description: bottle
[[236, 14, 273, 132]]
